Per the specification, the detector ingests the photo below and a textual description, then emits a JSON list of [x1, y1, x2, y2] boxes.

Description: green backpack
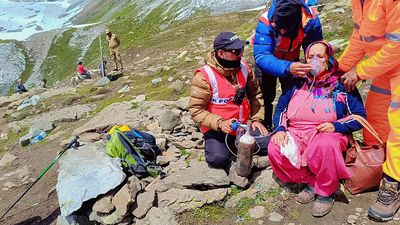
[[106, 130, 162, 178]]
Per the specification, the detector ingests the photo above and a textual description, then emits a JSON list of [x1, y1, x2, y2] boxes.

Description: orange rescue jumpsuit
[[339, 0, 400, 181]]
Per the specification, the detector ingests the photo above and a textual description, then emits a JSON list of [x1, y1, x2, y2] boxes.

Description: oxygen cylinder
[[236, 121, 255, 177]]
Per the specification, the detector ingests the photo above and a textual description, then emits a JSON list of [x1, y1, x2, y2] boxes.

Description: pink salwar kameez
[[268, 86, 351, 197]]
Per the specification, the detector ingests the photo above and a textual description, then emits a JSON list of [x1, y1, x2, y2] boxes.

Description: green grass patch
[[230, 185, 243, 196], [179, 148, 191, 158], [0, 39, 13, 44], [130, 68, 189, 101], [41, 29, 81, 85], [93, 94, 131, 114], [79, 2, 116, 24], [182, 202, 234, 225], [0, 128, 29, 156], [322, 8, 354, 56]]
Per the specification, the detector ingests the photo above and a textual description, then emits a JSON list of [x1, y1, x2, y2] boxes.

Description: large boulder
[[159, 110, 181, 131], [57, 144, 126, 216], [132, 190, 156, 218], [56, 215, 90, 225], [95, 77, 111, 86], [138, 207, 179, 225], [112, 175, 142, 216], [0, 153, 18, 169], [158, 188, 229, 213], [8, 104, 96, 130], [92, 194, 115, 214], [74, 102, 139, 135], [226, 169, 279, 208], [29, 121, 55, 137], [162, 161, 230, 189]]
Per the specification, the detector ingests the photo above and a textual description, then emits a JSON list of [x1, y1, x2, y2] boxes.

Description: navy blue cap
[[213, 32, 249, 51]]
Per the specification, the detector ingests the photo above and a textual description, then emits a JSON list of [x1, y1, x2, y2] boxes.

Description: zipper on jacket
[[281, 36, 293, 60]]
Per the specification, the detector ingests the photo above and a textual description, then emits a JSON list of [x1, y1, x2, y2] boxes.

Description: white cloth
[[280, 132, 299, 168]]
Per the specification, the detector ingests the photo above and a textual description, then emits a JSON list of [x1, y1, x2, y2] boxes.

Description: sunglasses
[[227, 48, 244, 56]]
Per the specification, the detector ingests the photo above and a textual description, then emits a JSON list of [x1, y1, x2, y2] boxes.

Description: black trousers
[[254, 65, 299, 129], [204, 129, 270, 169]]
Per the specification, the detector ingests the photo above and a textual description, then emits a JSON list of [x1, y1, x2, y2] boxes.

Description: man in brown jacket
[[106, 29, 123, 71], [189, 32, 268, 169]]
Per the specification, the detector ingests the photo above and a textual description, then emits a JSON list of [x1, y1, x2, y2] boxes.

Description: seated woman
[[268, 41, 366, 217], [76, 61, 92, 79]]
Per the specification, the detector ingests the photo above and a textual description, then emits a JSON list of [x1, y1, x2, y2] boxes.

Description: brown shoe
[[368, 177, 400, 222], [296, 185, 315, 204], [312, 195, 334, 217]]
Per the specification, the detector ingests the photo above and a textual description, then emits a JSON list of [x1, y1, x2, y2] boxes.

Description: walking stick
[[0, 136, 80, 222], [99, 34, 106, 77]]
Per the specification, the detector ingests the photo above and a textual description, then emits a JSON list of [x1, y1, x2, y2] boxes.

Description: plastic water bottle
[[30, 131, 47, 145]]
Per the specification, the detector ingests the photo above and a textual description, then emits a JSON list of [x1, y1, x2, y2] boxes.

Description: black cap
[[213, 32, 249, 51], [273, 0, 302, 30]]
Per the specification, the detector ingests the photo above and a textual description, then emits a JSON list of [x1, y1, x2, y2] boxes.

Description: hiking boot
[[296, 185, 315, 204], [368, 177, 400, 222], [312, 195, 334, 217]]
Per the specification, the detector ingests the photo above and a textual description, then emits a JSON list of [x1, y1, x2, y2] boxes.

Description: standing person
[[338, 1, 400, 222], [15, 79, 28, 93], [253, 0, 323, 129], [189, 32, 269, 170], [106, 29, 123, 71]]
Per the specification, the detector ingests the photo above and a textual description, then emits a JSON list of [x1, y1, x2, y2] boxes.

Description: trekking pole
[[99, 34, 105, 77], [0, 136, 80, 222]]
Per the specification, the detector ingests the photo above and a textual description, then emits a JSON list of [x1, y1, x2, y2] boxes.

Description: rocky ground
[[0, 1, 397, 225]]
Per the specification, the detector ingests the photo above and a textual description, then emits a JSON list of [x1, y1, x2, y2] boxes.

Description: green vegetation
[[179, 148, 191, 158], [322, 10, 354, 57], [130, 68, 189, 101], [191, 203, 231, 223], [93, 95, 131, 114], [0, 128, 29, 157], [0, 39, 12, 44], [230, 185, 243, 196], [181, 186, 284, 224], [41, 29, 80, 85], [79, 2, 117, 24]]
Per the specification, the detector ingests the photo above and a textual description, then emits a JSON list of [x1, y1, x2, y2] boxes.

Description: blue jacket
[[273, 81, 366, 135], [253, 0, 323, 78]]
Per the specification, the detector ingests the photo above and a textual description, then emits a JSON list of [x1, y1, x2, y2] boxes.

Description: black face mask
[[215, 53, 241, 69]]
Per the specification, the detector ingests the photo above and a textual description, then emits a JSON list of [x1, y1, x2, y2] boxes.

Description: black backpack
[[124, 129, 161, 162]]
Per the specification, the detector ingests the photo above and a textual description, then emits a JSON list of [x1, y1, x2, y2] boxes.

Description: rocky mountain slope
[[0, 0, 268, 95]]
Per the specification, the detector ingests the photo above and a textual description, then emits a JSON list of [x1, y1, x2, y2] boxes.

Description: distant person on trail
[[337, 0, 400, 222], [189, 32, 269, 170], [253, 0, 323, 130], [76, 61, 92, 80], [39, 79, 47, 88], [99, 60, 107, 77], [15, 79, 28, 93], [106, 29, 123, 72], [268, 41, 366, 217]]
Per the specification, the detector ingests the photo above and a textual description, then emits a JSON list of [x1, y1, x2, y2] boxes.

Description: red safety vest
[[258, 7, 317, 61], [195, 61, 252, 134]]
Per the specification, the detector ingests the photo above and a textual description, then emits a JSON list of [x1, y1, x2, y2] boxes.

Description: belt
[[359, 35, 384, 42]]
